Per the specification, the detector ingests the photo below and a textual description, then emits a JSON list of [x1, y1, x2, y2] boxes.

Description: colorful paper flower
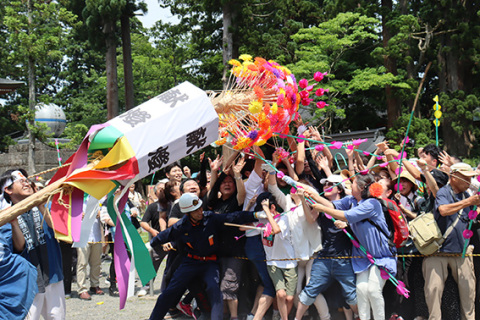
[[239, 54, 253, 62], [463, 229, 474, 239], [299, 79, 308, 89], [315, 144, 324, 152], [313, 71, 327, 82], [469, 210, 478, 220], [315, 88, 329, 96], [330, 141, 343, 149], [316, 101, 328, 109], [277, 171, 285, 179], [248, 100, 263, 114], [369, 182, 384, 198]]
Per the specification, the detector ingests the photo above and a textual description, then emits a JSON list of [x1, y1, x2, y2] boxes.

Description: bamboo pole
[[0, 176, 67, 227]]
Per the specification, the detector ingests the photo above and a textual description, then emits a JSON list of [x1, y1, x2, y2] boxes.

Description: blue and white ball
[[34, 103, 66, 138]]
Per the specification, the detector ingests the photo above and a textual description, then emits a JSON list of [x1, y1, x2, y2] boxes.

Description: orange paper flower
[[369, 182, 384, 198]]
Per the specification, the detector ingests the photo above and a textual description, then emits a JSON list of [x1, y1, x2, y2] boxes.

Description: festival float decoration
[[0, 81, 219, 308]]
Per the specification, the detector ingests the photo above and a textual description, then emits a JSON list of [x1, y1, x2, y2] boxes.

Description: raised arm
[[261, 199, 281, 234], [297, 187, 319, 224], [232, 156, 246, 206]]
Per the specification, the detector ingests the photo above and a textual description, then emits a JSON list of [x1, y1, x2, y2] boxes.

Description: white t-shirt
[[262, 215, 297, 268], [243, 170, 266, 237]]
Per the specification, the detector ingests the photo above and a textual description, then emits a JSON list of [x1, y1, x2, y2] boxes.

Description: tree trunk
[[27, 0, 35, 174], [222, 2, 234, 89], [121, 12, 134, 111], [382, 0, 401, 128], [105, 20, 119, 120]]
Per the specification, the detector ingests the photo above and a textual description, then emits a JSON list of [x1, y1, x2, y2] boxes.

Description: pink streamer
[[114, 217, 131, 310]]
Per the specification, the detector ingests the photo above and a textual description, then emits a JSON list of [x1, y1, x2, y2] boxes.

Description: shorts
[[267, 265, 298, 296]]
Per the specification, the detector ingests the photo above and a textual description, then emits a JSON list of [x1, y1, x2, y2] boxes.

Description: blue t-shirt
[[434, 185, 472, 253], [0, 224, 38, 320], [316, 197, 356, 257], [342, 196, 397, 275]]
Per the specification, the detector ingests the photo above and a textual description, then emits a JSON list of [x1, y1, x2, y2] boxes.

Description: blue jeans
[[245, 235, 276, 297], [299, 258, 357, 306], [149, 258, 222, 320]]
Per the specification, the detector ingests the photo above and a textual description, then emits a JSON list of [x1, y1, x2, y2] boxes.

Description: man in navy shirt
[[148, 193, 258, 320], [423, 163, 480, 320]]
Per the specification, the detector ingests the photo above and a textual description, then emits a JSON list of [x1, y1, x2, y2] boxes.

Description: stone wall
[[0, 142, 76, 181]]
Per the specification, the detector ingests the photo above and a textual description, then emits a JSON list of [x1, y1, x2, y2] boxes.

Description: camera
[[406, 138, 415, 148]]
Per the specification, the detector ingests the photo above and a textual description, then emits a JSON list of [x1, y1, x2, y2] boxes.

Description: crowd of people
[[1, 124, 480, 320]]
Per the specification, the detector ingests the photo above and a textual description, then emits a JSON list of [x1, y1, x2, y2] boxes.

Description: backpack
[[368, 198, 409, 248]]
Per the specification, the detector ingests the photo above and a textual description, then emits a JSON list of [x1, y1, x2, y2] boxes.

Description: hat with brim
[[451, 162, 477, 177], [320, 174, 345, 189], [339, 169, 352, 189], [395, 170, 418, 190], [179, 193, 203, 213]]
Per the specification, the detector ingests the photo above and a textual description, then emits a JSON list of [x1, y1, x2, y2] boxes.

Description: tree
[[290, 12, 412, 133], [4, 0, 78, 172]]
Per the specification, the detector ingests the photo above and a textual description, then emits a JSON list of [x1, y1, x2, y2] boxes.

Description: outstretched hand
[[209, 155, 224, 172]]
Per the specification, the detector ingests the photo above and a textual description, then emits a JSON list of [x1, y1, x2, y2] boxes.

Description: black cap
[[422, 169, 449, 188]]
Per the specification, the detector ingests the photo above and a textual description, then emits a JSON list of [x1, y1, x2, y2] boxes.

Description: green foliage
[[289, 12, 411, 132], [385, 113, 436, 157]]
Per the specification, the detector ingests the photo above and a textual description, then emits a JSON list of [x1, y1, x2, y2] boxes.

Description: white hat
[[451, 162, 477, 177], [320, 174, 345, 189], [179, 193, 203, 213]]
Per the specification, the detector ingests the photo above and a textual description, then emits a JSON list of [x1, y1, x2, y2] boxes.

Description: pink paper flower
[[277, 94, 285, 106], [359, 169, 369, 175], [277, 171, 285, 179], [380, 269, 390, 280], [290, 187, 297, 194], [352, 138, 366, 146], [315, 88, 329, 96], [313, 71, 327, 82], [315, 144, 324, 152], [330, 141, 343, 149], [301, 98, 312, 106], [379, 162, 389, 168], [463, 229, 474, 239], [363, 151, 370, 156], [395, 167, 403, 176], [394, 183, 403, 191], [299, 78, 308, 89], [469, 210, 478, 220], [347, 144, 354, 150], [300, 90, 309, 99], [306, 85, 314, 92], [316, 101, 328, 109], [396, 280, 410, 298], [297, 135, 305, 143]]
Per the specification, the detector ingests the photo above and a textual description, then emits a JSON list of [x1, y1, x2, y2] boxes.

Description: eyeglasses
[[14, 178, 31, 186]]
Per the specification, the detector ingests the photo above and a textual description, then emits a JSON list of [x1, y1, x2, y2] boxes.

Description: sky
[[137, 0, 178, 28]]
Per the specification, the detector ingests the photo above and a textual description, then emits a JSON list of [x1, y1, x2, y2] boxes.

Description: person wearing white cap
[[147, 193, 260, 320], [423, 162, 480, 320]]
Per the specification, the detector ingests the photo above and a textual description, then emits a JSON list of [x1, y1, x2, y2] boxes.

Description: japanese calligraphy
[[120, 108, 151, 128], [157, 89, 189, 108], [147, 146, 170, 173], [186, 127, 207, 154]]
